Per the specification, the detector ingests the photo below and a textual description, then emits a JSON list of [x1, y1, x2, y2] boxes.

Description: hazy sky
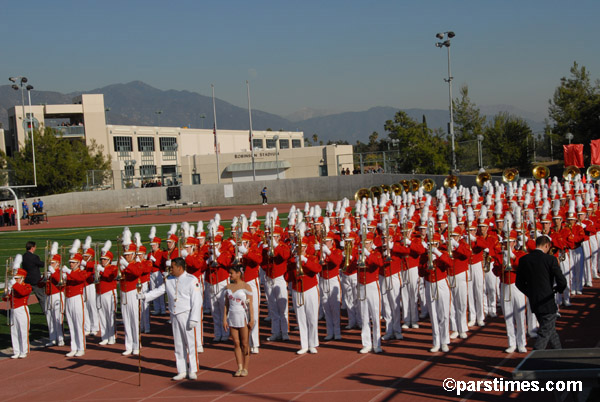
[[2, 0, 599, 120]]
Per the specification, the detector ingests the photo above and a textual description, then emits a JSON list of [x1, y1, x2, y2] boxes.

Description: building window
[[253, 139, 263, 149], [266, 139, 276, 149], [140, 165, 157, 176], [114, 136, 133, 152], [159, 137, 177, 151], [292, 139, 302, 148], [279, 139, 289, 149], [124, 165, 135, 177], [138, 137, 155, 152]]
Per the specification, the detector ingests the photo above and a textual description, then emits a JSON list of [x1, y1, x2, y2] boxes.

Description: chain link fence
[[85, 170, 114, 191]]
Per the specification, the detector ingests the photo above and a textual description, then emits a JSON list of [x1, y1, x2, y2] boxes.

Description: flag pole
[[211, 84, 221, 184], [247, 81, 256, 181]]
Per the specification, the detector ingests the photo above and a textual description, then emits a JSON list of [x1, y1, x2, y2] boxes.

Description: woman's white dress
[[226, 288, 251, 328]]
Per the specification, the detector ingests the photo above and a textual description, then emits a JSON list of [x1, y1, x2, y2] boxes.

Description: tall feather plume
[[168, 223, 177, 236], [304, 202, 310, 213], [264, 213, 272, 229], [50, 241, 59, 257], [467, 206, 475, 224], [314, 205, 321, 218], [480, 205, 488, 220], [83, 236, 92, 251], [231, 216, 238, 230], [288, 210, 296, 227], [122, 228, 132, 246], [324, 216, 331, 233], [189, 225, 195, 237], [399, 207, 407, 223], [181, 221, 190, 238], [149, 226, 156, 240], [134, 232, 142, 248], [12, 254, 23, 272], [241, 215, 248, 232], [70, 239, 81, 255], [343, 218, 351, 235], [296, 210, 304, 224], [249, 211, 257, 223], [214, 213, 221, 224], [197, 221, 204, 234], [298, 221, 307, 238], [309, 206, 315, 220], [102, 240, 112, 254]]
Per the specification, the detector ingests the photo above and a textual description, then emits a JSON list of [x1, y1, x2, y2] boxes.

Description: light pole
[[200, 113, 206, 129], [273, 135, 280, 179], [9, 76, 38, 188], [155, 110, 162, 126], [477, 135, 484, 169], [566, 132, 574, 145], [26, 85, 37, 186], [435, 31, 457, 173]]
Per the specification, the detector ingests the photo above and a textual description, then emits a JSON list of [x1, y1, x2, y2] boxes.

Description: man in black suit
[[23, 241, 46, 314], [516, 236, 567, 350]]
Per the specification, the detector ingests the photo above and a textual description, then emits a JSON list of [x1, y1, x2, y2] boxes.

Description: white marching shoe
[[172, 372, 187, 381]]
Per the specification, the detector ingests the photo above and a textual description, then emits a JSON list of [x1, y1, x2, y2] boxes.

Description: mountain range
[[0, 81, 546, 144]]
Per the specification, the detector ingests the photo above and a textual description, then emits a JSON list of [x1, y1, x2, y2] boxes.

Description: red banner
[[563, 144, 584, 168], [591, 139, 600, 165]]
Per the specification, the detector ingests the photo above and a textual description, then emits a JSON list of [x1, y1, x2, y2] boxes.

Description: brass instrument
[[420, 178, 437, 194], [409, 179, 420, 192], [483, 249, 492, 272], [587, 165, 600, 181], [563, 165, 580, 181], [370, 186, 382, 200], [391, 183, 403, 195], [295, 226, 305, 307], [354, 188, 371, 201], [357, 222, 367, 302], [116, 236, 122, 282], [5, 257, 14, 326], [532, 165, 550, 181], [319, 225, 331, 294], [443, 174, 460, 189], [503, 224, 512, 303], [380, 184, 391, 195], [58, 246, 67, 287], [233, 217, 243, 265], [94, 242, 100, 285], [342, 238, 353, 272], [502, 168, 519, 183], [381, 218, 393, 295], [446, 218, 456, 289], [268, 215, 276, 259], [399, 179, 410, 192], [476, 171, 491, 187], [426, 220, 438, 301]]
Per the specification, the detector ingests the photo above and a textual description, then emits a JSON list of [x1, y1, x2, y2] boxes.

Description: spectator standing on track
[[23, 241, 47, 314], [516, 236, 567, 350], [22, 200, 29, 219], [38, 199, 44, 212], [260, 187, 268, 205]]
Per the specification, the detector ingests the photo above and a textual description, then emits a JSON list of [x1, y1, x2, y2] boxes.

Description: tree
[[484, 112, 533, 172], [548, 62, 600, 161], [384, 111, 449, 174], [4, 127, 111, 197], [453, 85, 487, 171], [312, 133, 319, 144]]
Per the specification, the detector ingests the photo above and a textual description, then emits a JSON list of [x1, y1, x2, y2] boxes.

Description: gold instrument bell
[[420, 178, 437, 194], [475, 171, 491, 187], [587, 165, 600, 181], [390, 183, 403, 195], [399, 179, 410, 192], [409, 179, 420, 192], [502, 168, 519, 183], [380, 184, 391, 194], [563, 165, 580, 181], [370, 186, 382, 199], [354, 188, 371, 201], [532, 165, 550, 181], [443, 174, 460, 188]]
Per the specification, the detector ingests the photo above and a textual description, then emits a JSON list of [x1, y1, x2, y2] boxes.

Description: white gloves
[[272, 239, 279, 248], [363, 248, 370, 257], [322, 245, 331, 256], [97, 264, 105, 273], [187, 320, 199, 331], [165, 259, 172, 267], [136, 292, 146, 300], [432, 248, 442, 258], [451, 239, 459, 250], [181, 249, 189, 259], [214, 248, 221, 258], [239, 245, 248, 255], [422, 241, 428, 249], [405, 239, 412, 246], [8, 278, 16, 289], [150, 254, 156, 262], [119, 256, 128, 267], [470, 234, 476, 242], [388, 241, 394, 250], [314, 242, 320, 251], [301, 255, 308, 263], [339, 240, 345, 247], [49, 266, 55, 274], [484, 248, 490, 254], [62, 266, 72, 274], [135, 256, 141, 263]]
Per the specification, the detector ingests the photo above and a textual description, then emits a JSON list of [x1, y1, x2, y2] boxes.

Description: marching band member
[[493, 227, 527, 353], [319, 230, 344, 341], [164, 224, 180, 269], [207, 231, 233, 342], [5, 256, 32, 359], [147, 228, 166, 315], [82, 236, 99, 336], [380, 215, 403, 340], [265, 225, 291, 342], [135, 233, 152, 334], [182, 226, 207, 352], [139, 257, 202, 381], [63, 240, 89, 357], [470, 211, 493, 327], [43, 243, 65, 347], [550, 202, 573, 307], [399, 214, 422, 329], [341, 220, 361, 330], [119, 231, 143, 356], [357, 231, 384, 354], [286, 224, 322, 354], [239, 230, 263, 353], [448, 223, 472, 340], [96, 241, 117, 345]]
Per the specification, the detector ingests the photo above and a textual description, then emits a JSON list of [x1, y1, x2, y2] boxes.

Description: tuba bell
[[354, 188, 371, 201], [502, 168, 519, 183], [443, 174, 460, 188], [532, 165, 550, 181], [476, 171, 491, 187], [587, 165, 600, 181], [391, 183, 402, 195], [409, 179, 420, 192], [420, 178, 437, 194], [380, 184, 391, 194], [399, 179, 410, 192], [370, 186, 382, 200], [563, 165, 580, 181]]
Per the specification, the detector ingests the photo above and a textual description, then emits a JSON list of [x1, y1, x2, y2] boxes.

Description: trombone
[[427, 220, 438, 301], [446, 219, 456, 289], [295, 226, 305, 307], [381, 219, 393, 295], [503, 225, 512, 303], [4, 257, 14, 326], [319, 225, 331, 294], [357, 222, 367, 302]]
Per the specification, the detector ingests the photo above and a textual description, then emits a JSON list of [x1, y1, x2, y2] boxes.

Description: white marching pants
[[582, 239, 594, 286], [172, 311, 199, 375], [500, 283, 526, 349], [209, 279, 229, 340], [483, 268, 498, 316], [246, 278, 260, 348], [449, 271, 468, 334], [320, 276, 341, 338], [556, 252, 572, 305], [468, 262, 485, 323], [293, 286, 320, 350], [45, 292, 64, 344], [426, 279, 450, 348], [141, 282, 150, 332], [341, 273, 361, 327], [10, 305, 30, 356], [150, 271, 166, 314], [359, 281, 382, 350], [98, 290, 117, 342], [380, 274, 402, 336], [571, 246, 584, 292], [266, 276, 289, 337], [66, 294, 85, 352], [84, 284, 99, 333], [121, 290, 140, 352], [400, 267, 419, 326]]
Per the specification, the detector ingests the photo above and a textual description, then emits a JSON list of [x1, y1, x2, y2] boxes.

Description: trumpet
[[357, 222, 367, 302], [295, 226, 305, 307], [426, 220, 439, 301]]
